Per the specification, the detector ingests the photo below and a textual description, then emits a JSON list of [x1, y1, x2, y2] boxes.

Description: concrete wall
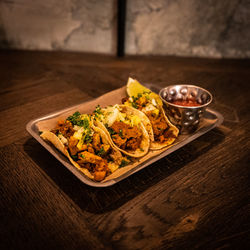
[[126, 0, 250, 58], [0, 0, 116, 54], [0, 0, 250, 58]]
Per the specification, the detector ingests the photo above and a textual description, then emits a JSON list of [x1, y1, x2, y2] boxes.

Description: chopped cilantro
[[131, 102, 138, 109], [84, 133, 92, 143], [120, 159, 129, 167], [107, 127, 116, 135], [132, 96, 137, 102], [71, 155, 78, 160], [140, 148, 144, 152], [67, 111, 81, 125], [97, 147, 105, 156], [80, 154, 85, 158], [67, 111, 89, 128], [81, 118, 90, 129], [94, 105, 103, 117], [119, 129, 123, 137], [81, 128, 92, 144]]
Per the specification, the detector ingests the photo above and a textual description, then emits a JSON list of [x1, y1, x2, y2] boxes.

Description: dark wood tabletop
[[0, 50, 249, 250]]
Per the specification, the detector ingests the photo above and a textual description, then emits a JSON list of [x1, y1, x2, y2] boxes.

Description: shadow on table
[[23, 128, 225, 214]]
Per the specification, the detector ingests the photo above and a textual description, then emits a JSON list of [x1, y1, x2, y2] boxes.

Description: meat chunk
[[94, 171, 106, 181], [126, 138, 141, 150], [77, 151, 109, 178], [110, 150, 122, 165], [110, 121, 142, 150], [92, 133, 101, 151], [147, 111, 176, 142], [112, 135, 127, 148], [51, 120, 74, 138], [78, 151, 103, 164], [68, 136, 79, 155], [136, 96, 147, 109]]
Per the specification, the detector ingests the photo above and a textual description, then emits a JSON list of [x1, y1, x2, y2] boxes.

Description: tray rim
[[26, 89, 224, 187]]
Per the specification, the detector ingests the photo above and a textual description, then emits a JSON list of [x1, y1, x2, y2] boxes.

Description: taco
[[123, 77, 179, 150], [93, 104, 150, 157], [40, 111, 130, 181]]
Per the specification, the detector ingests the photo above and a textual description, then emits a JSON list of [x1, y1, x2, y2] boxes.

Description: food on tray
[[40, 112, 130, 181], [39, 78, 181, 182], [93, 104, 150, 158], [123, 77, 179, 150]]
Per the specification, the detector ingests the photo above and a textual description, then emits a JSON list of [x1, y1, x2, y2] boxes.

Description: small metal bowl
[[159, 84, 213, 134]]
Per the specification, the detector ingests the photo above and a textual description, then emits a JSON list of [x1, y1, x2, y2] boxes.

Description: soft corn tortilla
[[124, 106, 179, 150], [36, 86, 180, 183], [150, 106, 179, 150], [94, 105, 150, 158], [40, 124, 122, 181], [125, 91, 179, 150]]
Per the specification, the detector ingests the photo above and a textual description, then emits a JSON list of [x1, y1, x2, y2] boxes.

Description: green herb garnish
[[71, 155, 78, 160], [97, 147, 105, 156], [94, 105, 103, 117], [107, 127, 116, 135], [132, 102, 138, 109], [120, 159, 129, 167], [67, 111, 81, 125], [119, 129, 123, 137], [67, 111, 90, 128], [80, 154, 85, 158]]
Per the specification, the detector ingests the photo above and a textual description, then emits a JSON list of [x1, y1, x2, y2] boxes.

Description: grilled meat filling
[[110, 121, 142, 151], [51, 120, 74, 138], [146, 111, 176, 143], [51, 120, 117, 181]]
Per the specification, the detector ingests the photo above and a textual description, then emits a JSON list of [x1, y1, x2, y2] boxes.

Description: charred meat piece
[[51, 120, 74, 138], [92, 133, 101, 151], [147, 111, 168, 138], [126, 137, 141, 150], [110, 121, 142, 150], [77, 151, 109, 181], [109, 150, 122, 165], [112, 135, 127, 148], [68, 136, 79, 155]]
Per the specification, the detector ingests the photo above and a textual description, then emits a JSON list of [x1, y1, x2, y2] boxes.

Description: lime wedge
[[126, 77, 162, 106]]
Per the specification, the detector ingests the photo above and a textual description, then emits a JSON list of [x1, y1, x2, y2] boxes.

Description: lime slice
[[126, 77, 162, 106]]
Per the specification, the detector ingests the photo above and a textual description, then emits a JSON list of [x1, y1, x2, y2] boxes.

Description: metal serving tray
[[26, 85, 223, 187]]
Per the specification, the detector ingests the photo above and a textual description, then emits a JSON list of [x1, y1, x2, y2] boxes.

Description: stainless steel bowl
[[159, 85, 213, 134]]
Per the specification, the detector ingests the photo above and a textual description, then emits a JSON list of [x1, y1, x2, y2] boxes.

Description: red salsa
[[171, 99, 200, 107]]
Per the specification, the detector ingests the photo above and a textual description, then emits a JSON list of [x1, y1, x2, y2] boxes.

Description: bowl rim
[[159, 84, 213, 109]]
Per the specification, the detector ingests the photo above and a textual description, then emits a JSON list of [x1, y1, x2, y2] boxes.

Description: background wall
[[0, 0, 250, 58], [0, 0, 116, 54], [126, 0, 250, 58]]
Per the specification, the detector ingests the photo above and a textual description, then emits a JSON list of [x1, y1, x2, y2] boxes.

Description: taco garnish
[[123, 77, 179, 150], [93, 104, 150, 157], [41, 111, 130, 181]]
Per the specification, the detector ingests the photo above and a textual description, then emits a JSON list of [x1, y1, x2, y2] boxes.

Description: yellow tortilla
[[41, 131, 94, 179], [150, 106, 179, 150], [94, 105, 150, 158], [40, 123, 123, 181], [125, 83, 179, 150]]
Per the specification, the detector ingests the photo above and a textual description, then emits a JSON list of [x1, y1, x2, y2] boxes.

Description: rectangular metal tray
[[26, 85, 223, 187]]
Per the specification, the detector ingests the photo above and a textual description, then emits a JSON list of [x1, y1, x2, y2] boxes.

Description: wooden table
[[0, 50, 249, 249]]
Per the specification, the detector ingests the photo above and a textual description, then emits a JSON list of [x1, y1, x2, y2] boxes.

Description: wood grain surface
[[0, 50, 249, 250]]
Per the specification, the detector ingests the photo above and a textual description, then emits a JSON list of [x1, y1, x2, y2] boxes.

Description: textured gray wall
[[126, 0, 250, 58], [0, 0, 116, 54], [0, 0, 250, 58]]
